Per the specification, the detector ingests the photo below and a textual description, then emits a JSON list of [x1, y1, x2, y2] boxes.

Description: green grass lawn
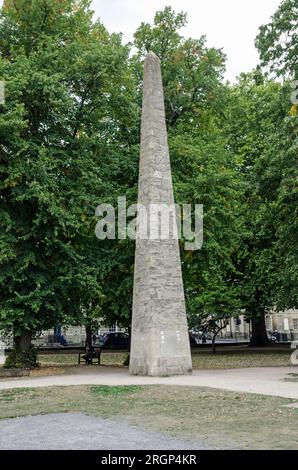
[[191, 350, 291, 369], [0, 384, 297, 449], [37, 349, 291, 370], [39, 352, 127, 367]]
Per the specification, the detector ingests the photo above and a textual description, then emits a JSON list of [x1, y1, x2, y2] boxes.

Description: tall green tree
[[0, 0, 135, 361], [273, 111, 298, 309], [256, 0, 298, 78], [256, 0, 298, 312], [224, 72, 293, 345], [133, 6, 225, 128]]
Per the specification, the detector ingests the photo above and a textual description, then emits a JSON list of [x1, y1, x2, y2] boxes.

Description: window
[[293, 319, 298, 330]]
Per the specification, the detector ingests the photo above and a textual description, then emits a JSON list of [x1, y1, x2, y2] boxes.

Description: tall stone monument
[[129, 52, 192, 376], [0, 339, 5, 366]]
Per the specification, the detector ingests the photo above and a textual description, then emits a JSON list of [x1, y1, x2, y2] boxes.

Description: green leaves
[[0, 2, 296, 345], [133, 6, 225, 128], [224, 67, 298, 318], [0, 0, 136, 336], [256, 0, 298, 78]]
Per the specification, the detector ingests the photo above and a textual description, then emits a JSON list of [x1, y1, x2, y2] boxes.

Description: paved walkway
[[0, 413, 204, 450], [0, 366, 297, 399]]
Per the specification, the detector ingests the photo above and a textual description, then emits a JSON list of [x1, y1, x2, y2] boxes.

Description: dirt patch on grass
[[1, 350, 289, 380], [38, 351, 291, 373], [39, 352, 127, 367], [0, 385, 297, 449], [30, 367, 67, 377]]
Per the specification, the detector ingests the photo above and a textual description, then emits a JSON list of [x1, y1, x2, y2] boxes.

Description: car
[[101, 332, 130, 350], [267, 331, 278, 343], [196, 331, 212, 341]]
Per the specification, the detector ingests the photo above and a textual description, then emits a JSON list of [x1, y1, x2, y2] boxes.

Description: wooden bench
[[78, 348, 101, 365]]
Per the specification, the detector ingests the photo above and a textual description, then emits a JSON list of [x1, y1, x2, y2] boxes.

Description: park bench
[[78, 348, 101, 365]]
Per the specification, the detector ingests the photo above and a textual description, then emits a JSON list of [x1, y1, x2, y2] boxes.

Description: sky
[[92, 0, 282, 82]]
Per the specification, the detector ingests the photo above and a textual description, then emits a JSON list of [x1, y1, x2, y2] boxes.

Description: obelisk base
[[129, 326, 192, 376]]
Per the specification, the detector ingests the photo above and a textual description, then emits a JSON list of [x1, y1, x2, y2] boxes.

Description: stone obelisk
[[129, 52, 192, 376]]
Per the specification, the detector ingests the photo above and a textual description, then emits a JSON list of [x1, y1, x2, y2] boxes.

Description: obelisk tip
[[145, 51, 160, 63]]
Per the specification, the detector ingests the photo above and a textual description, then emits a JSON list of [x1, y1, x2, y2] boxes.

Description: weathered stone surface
[[129, 52, 192, 377], [0, 340, 5, 365]]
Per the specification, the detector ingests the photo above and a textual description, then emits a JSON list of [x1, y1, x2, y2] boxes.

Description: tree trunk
[[14, 331, 32, 353], [212, 335, 217, 353], [85, 325, 93, 349], [250, 311, 269, 347]]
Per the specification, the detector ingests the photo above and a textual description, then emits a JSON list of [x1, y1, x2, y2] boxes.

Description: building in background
[[3, 310, 298, 348], [220, 309, 298, 341]]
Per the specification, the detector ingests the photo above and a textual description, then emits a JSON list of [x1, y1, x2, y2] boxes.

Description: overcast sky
[[92, 0, 282, 82], [0, 0, 282, 82]]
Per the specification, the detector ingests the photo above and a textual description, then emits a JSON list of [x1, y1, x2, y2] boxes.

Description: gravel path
[[0, 366, 297, 399], [0, 413, 204, 450]]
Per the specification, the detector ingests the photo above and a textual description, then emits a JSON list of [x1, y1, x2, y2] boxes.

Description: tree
[[255, 0, 298, 78], [188, 279, 240, 353], [169, 128, 243, 338], [273, 112, 298, 309], [256, 0, 298, 311], [0, 0, 135, 364], [223, 72, 292, 345], [133, 6, 225, 128]]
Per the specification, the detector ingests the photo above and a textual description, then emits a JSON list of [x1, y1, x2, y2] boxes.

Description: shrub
[[3, 346, 39, 369], [123, 353, 130, 366]]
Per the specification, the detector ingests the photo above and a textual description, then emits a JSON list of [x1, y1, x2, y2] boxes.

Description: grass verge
[[36, 350, 291, 371], [0, 384, 297, 450]]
